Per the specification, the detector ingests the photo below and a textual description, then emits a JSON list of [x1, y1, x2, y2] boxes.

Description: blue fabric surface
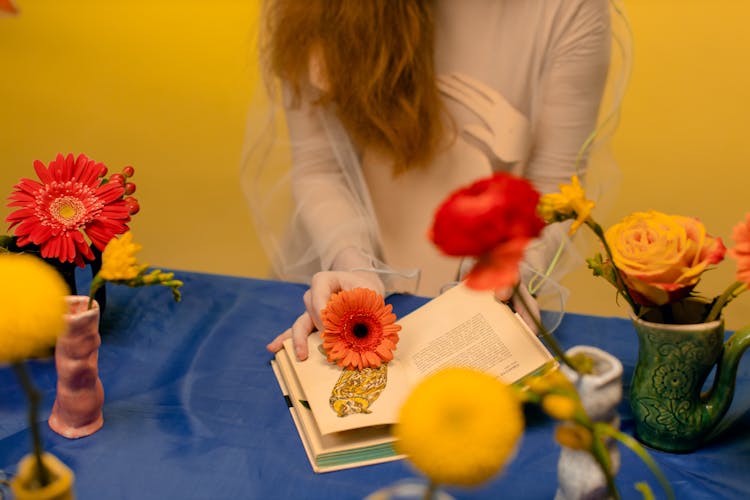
[[1, 270, 748, 500]]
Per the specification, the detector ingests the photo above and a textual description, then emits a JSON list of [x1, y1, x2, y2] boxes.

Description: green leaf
[[586, 253, 619, 289]]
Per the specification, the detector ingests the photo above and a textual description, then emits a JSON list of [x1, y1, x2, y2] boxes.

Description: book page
[[397, 283, 554, 384]]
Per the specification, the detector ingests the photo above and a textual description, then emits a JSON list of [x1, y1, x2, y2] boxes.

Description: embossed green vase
[[630, 311, 750, 452]]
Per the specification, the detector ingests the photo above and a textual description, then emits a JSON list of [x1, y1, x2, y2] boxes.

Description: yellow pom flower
[[394, 367, 523, 487], [0, 254, 68, 364], [538, 176, 595, 235], [99, 231, 144, 281]]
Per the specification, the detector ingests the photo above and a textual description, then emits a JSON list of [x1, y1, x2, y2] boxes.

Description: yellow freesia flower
[[542, 393, 579, 421], [99, 231, 145, 281], [89, 232, 183, 308], [538, 176, 595, 235], [555, 423, 593, 451], [394, 367, 523, 487], [0, 254, 68, 364]]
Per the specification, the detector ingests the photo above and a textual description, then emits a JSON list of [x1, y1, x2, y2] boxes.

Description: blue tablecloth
[[1, 270, 749, 499]]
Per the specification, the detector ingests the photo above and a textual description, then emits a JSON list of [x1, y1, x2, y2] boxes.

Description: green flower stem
[[589, 424, 620, 500], [529, 240, 566, 297], [597, 424, 675, 500], [11, 362, 50, 487], [706, 281, 747, 323], [512, 283, 579, 373], [584, 220, 640, 314], [88, 275, 106, 310]]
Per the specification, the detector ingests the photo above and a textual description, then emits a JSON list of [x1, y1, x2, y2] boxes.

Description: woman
[[244, 0, 628, 360]]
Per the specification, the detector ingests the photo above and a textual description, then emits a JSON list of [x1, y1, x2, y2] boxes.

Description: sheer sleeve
[[521, 0, 632, 326], [283, 88, 377, 272], [525, 0, 612, 194], [241, 78, 420, 292]]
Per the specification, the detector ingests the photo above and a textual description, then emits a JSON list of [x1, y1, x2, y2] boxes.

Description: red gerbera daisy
[[321, 288, 401, 370], [6, 153, 136, 267]]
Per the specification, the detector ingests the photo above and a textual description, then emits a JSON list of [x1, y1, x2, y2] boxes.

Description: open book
[[271, 282, 557, 473]]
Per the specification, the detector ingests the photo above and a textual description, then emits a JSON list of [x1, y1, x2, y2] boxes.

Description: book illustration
[[329, 364, 388, 417]]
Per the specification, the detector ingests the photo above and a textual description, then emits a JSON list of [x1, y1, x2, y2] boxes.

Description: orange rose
[[605, 211, 726, 306]]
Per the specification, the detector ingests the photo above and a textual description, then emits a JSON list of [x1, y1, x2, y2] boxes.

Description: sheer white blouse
[[244, 0, 623, 299]]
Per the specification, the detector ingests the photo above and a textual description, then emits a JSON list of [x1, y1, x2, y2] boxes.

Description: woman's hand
[[266, 269, 385, 360], [495, 284, 540, 334]]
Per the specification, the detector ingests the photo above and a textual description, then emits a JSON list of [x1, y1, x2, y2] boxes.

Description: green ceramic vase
[[630, 310, 750, 452]]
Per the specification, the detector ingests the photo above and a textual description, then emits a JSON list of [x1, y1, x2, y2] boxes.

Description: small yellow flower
[[538, 176, 595, 235], [544, 368, 576, 390], [89, 232, 183, 307], [394, 367, 523, 487], [555, 423, 593, 451], [0, 254, 68, 364], [542, 393, 579, 421], [526, 374, 552, 395], [99, 231, 144, 281], [528, 368, 576, 396]]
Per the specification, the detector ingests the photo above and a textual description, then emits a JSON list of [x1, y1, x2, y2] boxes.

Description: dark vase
[[3, 236, 106, 312]]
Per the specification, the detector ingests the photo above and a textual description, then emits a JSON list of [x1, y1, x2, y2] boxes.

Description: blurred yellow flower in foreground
[[99, 231, 145, 281], [0, 254, 68, 364], [394, 367, 523, 487]]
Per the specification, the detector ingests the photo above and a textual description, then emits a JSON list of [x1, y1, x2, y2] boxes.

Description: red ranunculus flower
[[429, 172, 545, 290], [6, 153, 136, 267]]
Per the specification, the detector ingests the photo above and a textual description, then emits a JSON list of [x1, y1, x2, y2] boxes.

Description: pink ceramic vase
[[48, 296, 104, 438]]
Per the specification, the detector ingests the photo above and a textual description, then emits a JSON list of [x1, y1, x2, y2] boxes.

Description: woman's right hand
[[266, 269, 385, 361]]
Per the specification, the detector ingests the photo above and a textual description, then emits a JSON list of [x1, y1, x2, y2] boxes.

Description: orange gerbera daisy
[[6, 153, 138, 267], [321, 288, 401, 370]]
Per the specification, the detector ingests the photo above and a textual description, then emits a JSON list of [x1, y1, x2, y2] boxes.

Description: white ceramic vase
[[555, 345, 623, 500]]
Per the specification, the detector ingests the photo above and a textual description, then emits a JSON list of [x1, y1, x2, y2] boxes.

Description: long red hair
[[263, 0, 446, 173]]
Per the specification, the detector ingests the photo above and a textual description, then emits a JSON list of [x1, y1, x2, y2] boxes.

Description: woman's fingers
[[290, 310, 315, 360], [266, 310, 316, 360], [270, 271, 385, 362], [266, 328, 291, 354]]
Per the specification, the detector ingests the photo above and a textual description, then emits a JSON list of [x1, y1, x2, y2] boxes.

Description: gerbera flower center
[[49, 196, 87, 227], [352, 323, 369, 338]]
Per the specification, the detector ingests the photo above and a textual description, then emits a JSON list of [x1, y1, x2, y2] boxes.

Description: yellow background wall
[[2, 0, 749, 330]]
